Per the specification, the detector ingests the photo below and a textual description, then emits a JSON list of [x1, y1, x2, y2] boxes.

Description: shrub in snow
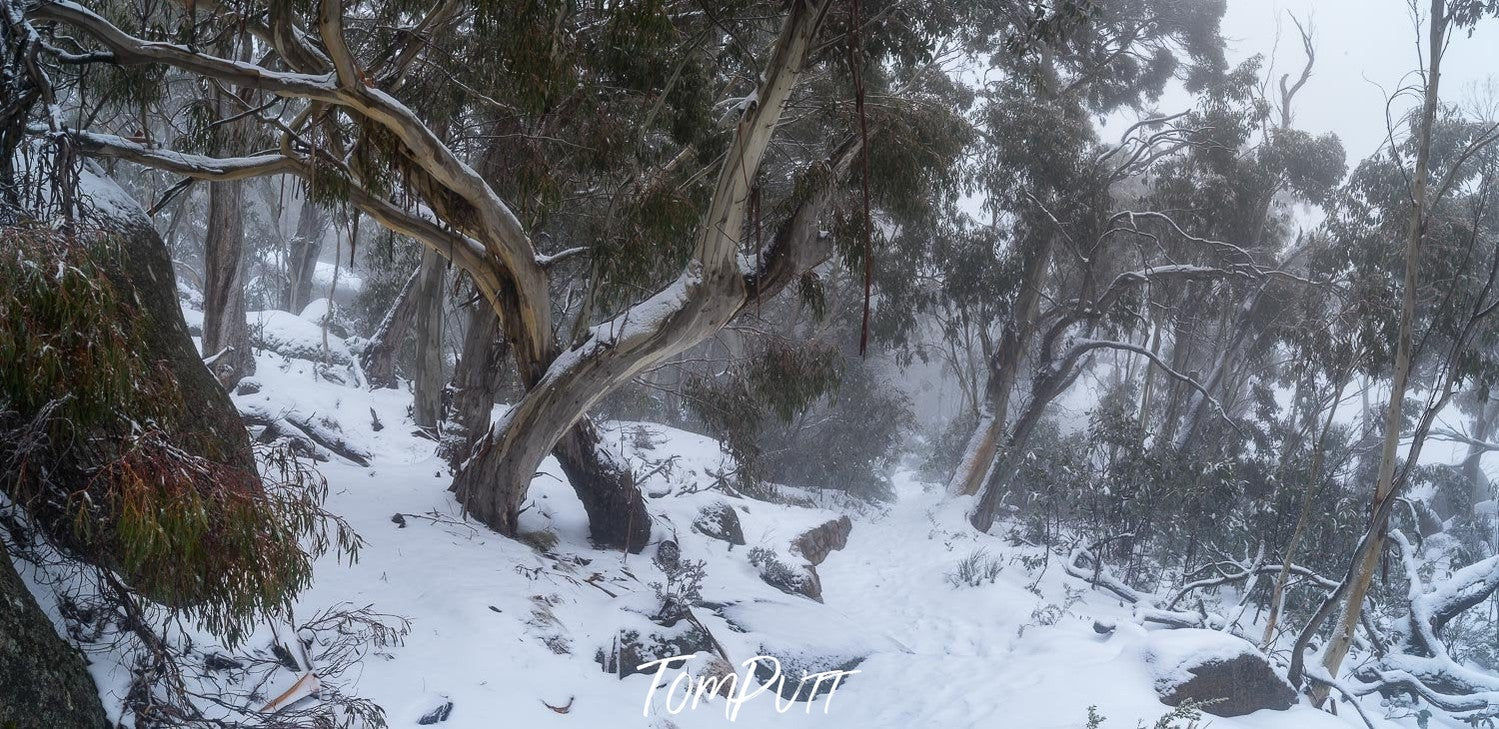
[[651, 555, 708, 619], [946, 548, 1004, 587]]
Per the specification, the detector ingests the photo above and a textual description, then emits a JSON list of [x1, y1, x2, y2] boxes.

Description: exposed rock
[[750, 652, 863, 701], [749, 547, 822, 602], [417, 700, 454, 724], [654, 539, 681, 572], [714, 599, 899, 702], [596, 620, 716, 678], [790, 516, 852, 566], [0, 547, 110, 729], [692, 501, 745, 545], [1145, 629, 1295, 717]]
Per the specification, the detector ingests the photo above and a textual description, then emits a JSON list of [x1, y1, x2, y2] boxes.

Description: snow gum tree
[[25, 0, 1001, 551]]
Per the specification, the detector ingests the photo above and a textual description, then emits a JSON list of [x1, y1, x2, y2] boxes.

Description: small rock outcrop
[[417, 700, 454, 725], [1145, 629, 1295, 717], [714, 598, 897, 702], [597, 620, 718, 678], [692, 502, 745, 545], [749, 547, 824, 602], [790, 516, 851, 566]]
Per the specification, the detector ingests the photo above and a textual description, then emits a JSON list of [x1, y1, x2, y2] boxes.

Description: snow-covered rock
[[691, 501, 745, 545], [1144, 629, 1295, 717], [248, 309, 353, 365], [711, 598, 901, 700]]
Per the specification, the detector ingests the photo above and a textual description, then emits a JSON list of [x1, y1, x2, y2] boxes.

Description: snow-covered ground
[[33, 146, 1471, 729], [75, 310, 1389, 729]]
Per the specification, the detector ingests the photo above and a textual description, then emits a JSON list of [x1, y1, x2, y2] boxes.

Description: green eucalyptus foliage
[[685, 340, 842, 486]]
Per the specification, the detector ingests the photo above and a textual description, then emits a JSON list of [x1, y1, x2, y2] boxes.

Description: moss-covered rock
[[0, 544, 109, 729], [0, 167, 351, 646]]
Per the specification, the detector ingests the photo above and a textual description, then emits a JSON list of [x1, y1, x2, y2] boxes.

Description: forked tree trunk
[[201, 178, 254, 389], [411, 247, 445, 429], [968, 348, 1087, 532], [443, 300, 509, 469], [948, 234, 1052, 497], [452, 0, 830, 551], [283, 199, 326, 313], [362, 267, 422, 389]]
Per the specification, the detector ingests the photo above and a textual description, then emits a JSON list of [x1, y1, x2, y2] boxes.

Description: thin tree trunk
[[411, 247, 445, 429], [1156, 310, 1197, 446], [1261, 374, 1348, 650], [283, 199, 326, 313], [202, 178, 254, 389], [1138, 318, 1161, 431], [1316, 0, 1447, 700]]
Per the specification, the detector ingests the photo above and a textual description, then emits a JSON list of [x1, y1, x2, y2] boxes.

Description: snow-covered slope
[[31, 299, 1407, 728], [115, 337, 1379, 729]]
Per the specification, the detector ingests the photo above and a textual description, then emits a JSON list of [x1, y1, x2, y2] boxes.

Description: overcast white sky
[[1217, 0, 1498, 164]]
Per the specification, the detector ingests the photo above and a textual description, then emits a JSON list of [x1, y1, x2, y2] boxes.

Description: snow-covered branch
[[1058, 338, 1244, 436]]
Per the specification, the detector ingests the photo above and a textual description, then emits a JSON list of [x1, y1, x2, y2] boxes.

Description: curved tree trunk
[[1315, 0, 1447, 702], [948, 234, 1051, 497], [452, 1, 831, 550], [42, 0, 849, 554]]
